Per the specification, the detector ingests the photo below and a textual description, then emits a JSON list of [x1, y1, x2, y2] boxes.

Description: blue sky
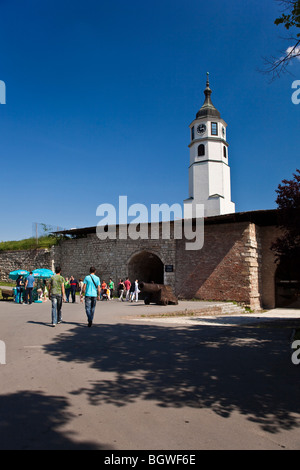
[[0, 0, 299, 241]]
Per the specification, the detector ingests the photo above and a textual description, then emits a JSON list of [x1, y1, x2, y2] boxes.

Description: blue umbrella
[[32, 268, 54, 279], [9, 269, 29, 280]]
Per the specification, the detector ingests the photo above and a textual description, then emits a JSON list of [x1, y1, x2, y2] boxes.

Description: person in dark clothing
[[70, 276, 78, 303], [25, 272, 35, 305], [130, 280, 135, 301], [16, 275, 24, 304]]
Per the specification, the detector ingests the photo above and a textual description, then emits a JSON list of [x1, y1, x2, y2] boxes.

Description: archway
[[275, 256, 300, 308], [128, 251, 164, 285]]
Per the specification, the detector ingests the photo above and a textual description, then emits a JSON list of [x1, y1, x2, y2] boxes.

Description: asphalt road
[[0, 298, 299, 450]]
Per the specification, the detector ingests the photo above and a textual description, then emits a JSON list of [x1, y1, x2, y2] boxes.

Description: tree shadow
[[44, 322, 300, 434], [0, 390, 111, 450]]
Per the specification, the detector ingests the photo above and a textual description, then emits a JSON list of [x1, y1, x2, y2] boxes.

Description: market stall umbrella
[[32, 268, 54, 279], [9, 270, 29, 280]]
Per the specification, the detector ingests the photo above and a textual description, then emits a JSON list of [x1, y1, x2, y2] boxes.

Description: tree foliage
[[264, 0, 300, 78], [274, 0, 300, 34], [271, 169, 300, 263]]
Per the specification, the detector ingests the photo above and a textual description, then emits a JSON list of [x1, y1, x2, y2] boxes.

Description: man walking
[[124, 277, 131, 301], [108, 278, 114, 300], [82, 267, 100, 327], [49, 266, 66, 327], [24, 271, 35, 305]]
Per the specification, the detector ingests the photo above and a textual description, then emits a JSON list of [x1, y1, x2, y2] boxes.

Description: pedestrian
[[124, 277, 131, 301], [134, 279, 140, 302], [15, 275, 24, 304], [78, 278, 84, 303], [108, 278, 114, 300], [49, 266, 66, 327], [43, 280, 48, 302], [101, 280, 107, 300], [118, 279, 125, 301], [70, 276, 78, 303], [82, 266, 100, 327], [64, 277, 71, 302], [130, 280, 135, 302], [24, 271, 35, 305]]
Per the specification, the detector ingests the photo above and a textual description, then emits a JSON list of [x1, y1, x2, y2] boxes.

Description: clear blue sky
[[0, 0, 299, 241]]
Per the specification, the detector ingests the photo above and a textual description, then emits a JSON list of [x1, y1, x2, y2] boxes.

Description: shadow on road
[[0, 390, 110, 450], [43, 322, 300, 434]]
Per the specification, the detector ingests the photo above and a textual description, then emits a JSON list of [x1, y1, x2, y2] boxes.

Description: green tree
[[271, 169, 300, 264]]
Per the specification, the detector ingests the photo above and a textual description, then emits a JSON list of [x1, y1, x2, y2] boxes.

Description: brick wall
[[175, 221, 262, 309]]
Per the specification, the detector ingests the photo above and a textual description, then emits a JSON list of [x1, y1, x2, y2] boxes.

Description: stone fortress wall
[[0, 211, 281, 311]]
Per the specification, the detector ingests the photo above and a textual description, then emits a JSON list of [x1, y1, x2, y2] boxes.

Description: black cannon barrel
[[139, 282, 163, 293]]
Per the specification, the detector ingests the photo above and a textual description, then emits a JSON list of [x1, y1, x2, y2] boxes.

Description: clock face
[[197, 124, 206, 135]]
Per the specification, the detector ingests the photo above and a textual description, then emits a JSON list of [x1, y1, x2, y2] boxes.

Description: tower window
[[223, 146, 227, 158], [191, 126, 194, 141], [211, 122, 218, 135], [198, 144, 205, 157]]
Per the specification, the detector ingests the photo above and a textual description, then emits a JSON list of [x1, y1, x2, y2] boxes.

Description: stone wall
[[0, 218, 280, 310], [53, 226, 177, 290], [54, 220, 267, 309], [0, 248, 53, 282]]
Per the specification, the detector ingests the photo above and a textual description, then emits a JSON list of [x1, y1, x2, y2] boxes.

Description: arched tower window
[[223, 146, 227, 158], [198, 144, 205, 157]]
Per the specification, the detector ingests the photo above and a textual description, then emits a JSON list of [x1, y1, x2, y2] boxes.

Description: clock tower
[[184, 73, 235, 217]]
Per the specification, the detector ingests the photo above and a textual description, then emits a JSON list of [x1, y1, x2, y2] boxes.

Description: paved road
[[0, 298, 299, 450]]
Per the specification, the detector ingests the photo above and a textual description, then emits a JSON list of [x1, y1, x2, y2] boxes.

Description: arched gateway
[[128, 251, 164, 285], [275, 256, 300, 308]]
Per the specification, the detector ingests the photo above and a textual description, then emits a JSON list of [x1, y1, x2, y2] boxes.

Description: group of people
[[15, 272, 36, 304], [63, 276, 83, 303], [117, 278, 140, 302], [48, 266, 102, 327], [99, 278, 115, 300], [15, 268, 141, 328], [15, 273, 83, 304]]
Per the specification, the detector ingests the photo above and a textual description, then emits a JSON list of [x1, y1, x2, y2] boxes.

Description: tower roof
[[196, 73, 221, 119]]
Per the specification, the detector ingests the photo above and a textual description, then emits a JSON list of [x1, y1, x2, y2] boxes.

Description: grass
[[0, 236, 59, 252]]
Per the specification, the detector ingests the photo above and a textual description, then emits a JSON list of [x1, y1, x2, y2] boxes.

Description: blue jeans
[[51, 295, 62, 325], [16, 287, 23, 303], [85, 296, 97, 323]]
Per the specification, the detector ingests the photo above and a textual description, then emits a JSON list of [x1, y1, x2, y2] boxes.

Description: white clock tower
[[184, 73, 235, 217]]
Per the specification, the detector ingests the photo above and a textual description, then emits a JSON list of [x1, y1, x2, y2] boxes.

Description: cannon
[[139, 282, 178, 306], [0, 287, 14, 301]]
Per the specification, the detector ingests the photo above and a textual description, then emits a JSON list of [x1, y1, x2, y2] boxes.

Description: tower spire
[[196, 72, 220, 119]]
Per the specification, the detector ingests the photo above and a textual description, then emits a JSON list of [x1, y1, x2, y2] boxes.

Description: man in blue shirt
[[25, 272, 35, 305], [82, 266, 100, 327]]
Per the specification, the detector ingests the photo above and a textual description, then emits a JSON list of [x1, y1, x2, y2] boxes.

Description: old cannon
[[0, 287, 14, 301], [139, 282, 178, 306]]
